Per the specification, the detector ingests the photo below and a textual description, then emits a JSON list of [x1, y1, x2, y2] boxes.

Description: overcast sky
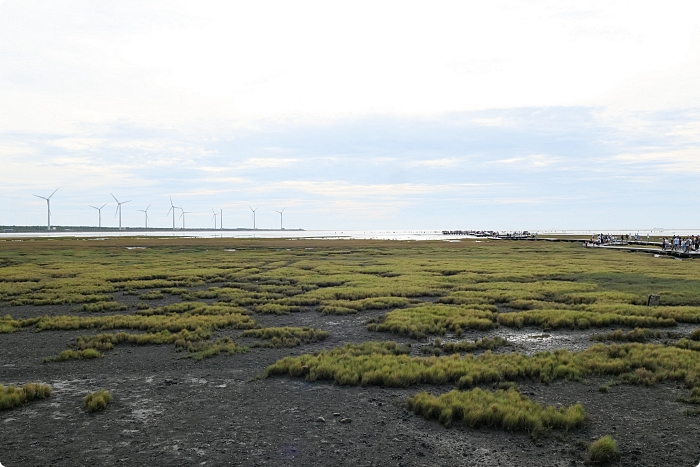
[[1, 1, 699, 230]]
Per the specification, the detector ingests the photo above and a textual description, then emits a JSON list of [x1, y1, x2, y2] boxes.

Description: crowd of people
[[661, 235, 700, 252], [589, 233, 650, 245]]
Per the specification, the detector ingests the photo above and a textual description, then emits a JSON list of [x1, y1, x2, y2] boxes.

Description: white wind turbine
[[89, 203, 108, 228], [249, 206, 258, 230], [275, 207, 286, 230], [166, 196, 180, 230], [32, 188, 58, 230], [179, 206, 192, 229], [137, 204, 151, 229], [111, 193, 130, 230], [211, 209, 218, 229]]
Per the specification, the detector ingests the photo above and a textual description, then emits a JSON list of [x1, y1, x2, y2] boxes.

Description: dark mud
[[2, 301, 700, 466]]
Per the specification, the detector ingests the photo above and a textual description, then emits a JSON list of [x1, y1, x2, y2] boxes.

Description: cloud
[[612, 148, 700, 173], [407, 158, 462, 168], [490, 155, 560, 168]]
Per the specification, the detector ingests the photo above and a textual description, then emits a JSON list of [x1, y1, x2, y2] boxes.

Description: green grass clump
[[180, 338, 246, 360], [44, 348, 103, 362], [367, 304, 497, 338], [423, 337, 509, 355], [0, 315, 41, 333], [679, 386, 700, 404], [0, 383, 52, 410], [690, 329, 700, 341], [407, 388, 586, 438], [84, 390, 112, 412], [44, 328, 214, 361], [253, 303, 301, 314], [674, 338, 700, 351], [77, 301, 128, 312], [139, 290, 164, 300], [590, 328, 660, 342], [498, 309, 675, 330], [240, 326, 329, 347], [266, 341, 700, 389], [34, 309, 255, 333], [319, 296, 412, 315], [588, 435, 620, 464]]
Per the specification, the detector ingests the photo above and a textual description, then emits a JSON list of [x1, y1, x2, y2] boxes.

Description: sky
[[1, 1, 699, 230]]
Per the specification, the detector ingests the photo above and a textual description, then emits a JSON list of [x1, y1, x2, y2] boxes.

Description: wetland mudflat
[[1, 237, 700, 466]]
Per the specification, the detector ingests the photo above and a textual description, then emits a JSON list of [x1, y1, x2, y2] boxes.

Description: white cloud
[[491, 155, 560, 168], [613, 148, 700, 173], [407, 158, 462, 168]]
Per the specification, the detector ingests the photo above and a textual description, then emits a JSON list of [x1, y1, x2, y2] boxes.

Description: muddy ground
[[1, 293, 700, 466]]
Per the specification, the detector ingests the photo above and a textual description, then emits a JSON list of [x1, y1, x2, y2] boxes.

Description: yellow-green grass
[[4, 237, 700, 340], [266, 341, 700, 398], [0, 383, 52, 410], [497, 309, 676, 330], [407, 388, 585, 438], [589, 328, 674, 342], [0, 315, 40, 333], [691, 328, 700, 340], [423, 336, 509, 355], [588, 435, 620, 464], [76, 301, 128, 313], [43, 328, 244, 361], [139, 290, 164, 300], [675, 338, 700, 351], [179, 338, 246, 360], [84, 389, 112, 412], [240, 326, 329, 347], [367, 304, 497, 338]]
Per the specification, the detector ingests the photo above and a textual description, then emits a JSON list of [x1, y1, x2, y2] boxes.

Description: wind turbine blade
[[90, 205, 98, 210], [169, 195, 174, 206], [123, 200, 131, 204], [166, 206, 172, 216], [111, 193, 119, 203], [100, 203, 108, 209], [48, 188, 58, 199], [146, 204, 151, 211], [33, 194, 47, 200]]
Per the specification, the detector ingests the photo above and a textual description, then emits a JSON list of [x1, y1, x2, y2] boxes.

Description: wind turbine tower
[[220, 208, 223, 230], [137, 204, 151, 229], [89, 203, 108, 228], [166, 196, 179, 230], [179, 206, 192, 229], [33, 188, 58, 230], [275, 207, 286, 230], [111, 193, 131, 230], [249, 206, 258, 230], [211, 209, 218, 229]]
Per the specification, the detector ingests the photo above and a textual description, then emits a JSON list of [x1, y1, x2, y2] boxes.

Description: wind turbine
[[275, 207, 286, 230], [89, 203, 108, 229], [211, 209, 218, 229], [137, 204, 151, 229], [33, 188, 58, 230], [249, 206, 258, 230], [220, 208, 223, 230], [111, 193, 130, 230], [179, 206, 192, 229], [166, 196, 179, 230]]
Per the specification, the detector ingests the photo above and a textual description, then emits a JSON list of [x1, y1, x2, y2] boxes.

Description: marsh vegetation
[[3, 237, 700, 465]]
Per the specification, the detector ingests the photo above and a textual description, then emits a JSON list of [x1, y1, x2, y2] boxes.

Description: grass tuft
[[0, 383, 52, 410], [84, 389, 112, 412], [407, 388, 586, 438], [240, 326, 329, 348], [588, 435, 620, 464]]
